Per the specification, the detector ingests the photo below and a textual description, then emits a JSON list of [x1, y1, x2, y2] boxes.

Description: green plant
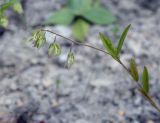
[[45, 0, 116, 42], [31, 25, 160, 112], [0, 0, 23, 27], [29, 24, 160, 113]]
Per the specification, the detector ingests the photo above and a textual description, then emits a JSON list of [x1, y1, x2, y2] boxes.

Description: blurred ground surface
[[0, 0, 160, 123]]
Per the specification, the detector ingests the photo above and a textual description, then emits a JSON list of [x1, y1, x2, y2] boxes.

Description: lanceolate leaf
[[142, 66, 149, 93], [72, 19, 89, 42], [99, 33, 116, 57], [82, 7, 116, 25], [45, 8, 74, 25], [130, 59, 139, 81], [116, 24, 131, 56]]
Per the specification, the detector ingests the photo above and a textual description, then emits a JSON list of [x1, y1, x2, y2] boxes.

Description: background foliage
[[46, 0, 116, 42]]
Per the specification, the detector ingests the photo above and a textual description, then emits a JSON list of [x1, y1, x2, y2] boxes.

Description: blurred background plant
[[0, 0, 23, 28], [45, 0, 116, 42]]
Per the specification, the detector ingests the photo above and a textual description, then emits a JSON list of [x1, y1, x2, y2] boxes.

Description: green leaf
[[0, 15, 8, 27], [130, 59, 139, 81], [45, 8, 74, 25], [32, 30, 46, 48], [0, 0, 18, 12], [13, 2, 23, 14], [111, 25, 119, 34], [93, 0, 101, 7], [48, 43, 61, 57], [116, 24, 131, 56], [99, 32, 116, 58], [0, 1, 13, 13], [142, 66, 149, 93], [68, 0, 91, 14], [72, 19, 89, 42], [66, 51, 75, 68], [82, 7, 116, 25]]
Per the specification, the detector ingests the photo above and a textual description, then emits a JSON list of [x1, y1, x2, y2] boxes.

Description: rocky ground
[[0, 0, 160, 123]]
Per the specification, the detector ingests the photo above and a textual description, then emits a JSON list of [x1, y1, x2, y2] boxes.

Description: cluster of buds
[[31, 29, 75, 68]]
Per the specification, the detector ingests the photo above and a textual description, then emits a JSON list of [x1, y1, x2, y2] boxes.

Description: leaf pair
[[68, 0, 116, 24], [130, 59, 149, 93], [46, 5, 115, 26], [99, 24, 131, 59], [99, 24, 149, 93]]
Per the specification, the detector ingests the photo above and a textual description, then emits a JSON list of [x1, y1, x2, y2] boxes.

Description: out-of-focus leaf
[[45, 8, 74, 25], [13, 2, 23, 14], [0, 0, 18, 12], [99, 32, 116, 58], [0, 15, 8, 27], [82, 7, 116, 25], [0, 1, 12, 12], [72, 19, 89, 42], [116, 24, 131, 56], [48, 43, 61, 56], [111, 25, 119, 34], [66, 51, 75, 68], [68, 0, 91, 14], [142, 66, 149, 93], [32, 30, 46, 48], [130, 59, 139, 81], [93, 0, 100, 7], [0, 0, 22, 27]]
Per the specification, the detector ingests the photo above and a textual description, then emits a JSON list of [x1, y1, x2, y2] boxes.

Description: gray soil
[[0, 0, 160, 123]]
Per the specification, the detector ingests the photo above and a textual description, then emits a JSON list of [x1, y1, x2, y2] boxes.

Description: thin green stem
[[42, 29, 110, 56], [117, 59, 130, 73], [41, 29, 160, 113], [140, 89, 160, 112], [118, 59, 160, 113]]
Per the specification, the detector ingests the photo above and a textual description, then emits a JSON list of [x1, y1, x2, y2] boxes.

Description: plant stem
[[41, 29, 110, 55], [117, 59, 130, 73], [41, 29, 160, 113], [117, 59, 160, 112]]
